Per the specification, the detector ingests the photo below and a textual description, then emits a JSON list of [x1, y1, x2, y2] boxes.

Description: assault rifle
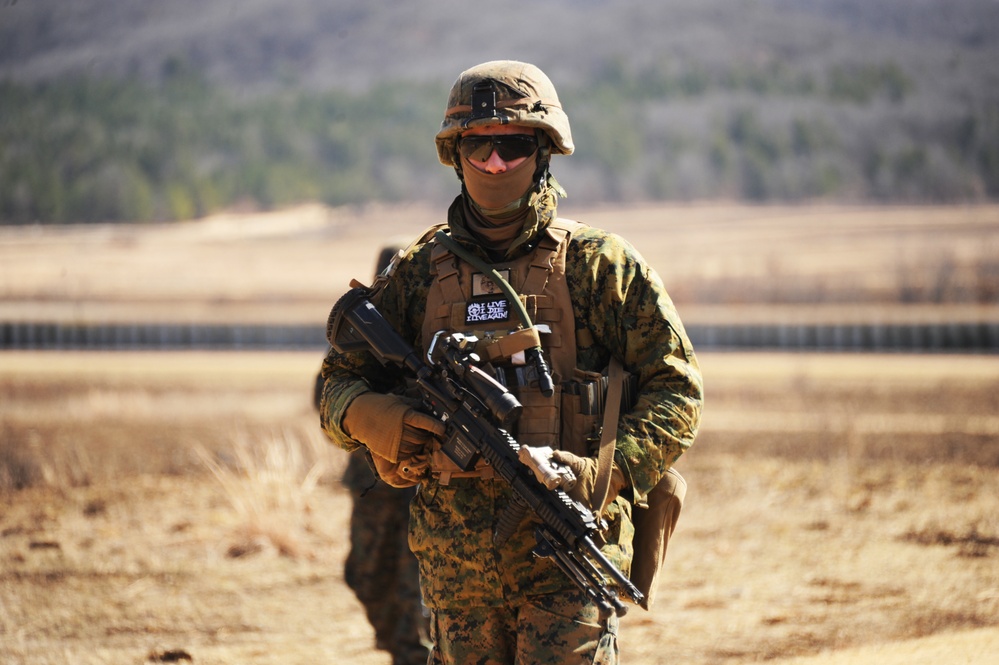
[[328, 286, 643, 617]]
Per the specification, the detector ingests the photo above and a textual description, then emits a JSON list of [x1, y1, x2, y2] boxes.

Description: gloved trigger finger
[[404, 410, 446, 439]]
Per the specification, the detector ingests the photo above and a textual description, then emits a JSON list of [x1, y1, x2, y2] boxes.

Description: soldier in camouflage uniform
[[314, 243, 431, 665], [341, 453, 430, 665], [319, 61, 703, 664]]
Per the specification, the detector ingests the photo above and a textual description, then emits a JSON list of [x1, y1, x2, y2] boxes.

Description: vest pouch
[[630, 467, 686, 610], [513, 383, 561, 448], [559, 368, 604, 457]]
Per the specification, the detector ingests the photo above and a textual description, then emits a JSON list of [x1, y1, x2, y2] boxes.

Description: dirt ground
[[1, 350, 997, 665], [2, 204, 998, 663]]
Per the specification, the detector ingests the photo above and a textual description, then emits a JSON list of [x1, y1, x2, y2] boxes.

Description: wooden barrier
[[682, 322, 999, 352], [0, 322, 328, 351], [2, 321, 998, 352]]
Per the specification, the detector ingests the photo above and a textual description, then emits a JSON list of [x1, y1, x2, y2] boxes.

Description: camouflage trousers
[[428, 589, 619, 665], [343, 452, 431, 665]]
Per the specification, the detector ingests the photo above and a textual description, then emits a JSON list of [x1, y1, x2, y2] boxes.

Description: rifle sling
[[594, 356, 624, 512]]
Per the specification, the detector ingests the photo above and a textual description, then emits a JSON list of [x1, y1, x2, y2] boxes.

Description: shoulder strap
[[593, 355, 624, 512], [429, 239, 464, 302], [366, 222, 446, 282], [519, 216, 584, 296], [551, 217, 585, 232]]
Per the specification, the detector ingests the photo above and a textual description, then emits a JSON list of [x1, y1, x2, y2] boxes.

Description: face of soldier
[[459, 124, 538, 174]]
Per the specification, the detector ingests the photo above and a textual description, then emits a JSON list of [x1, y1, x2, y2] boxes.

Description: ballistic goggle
[[457, 134, 539, 163]]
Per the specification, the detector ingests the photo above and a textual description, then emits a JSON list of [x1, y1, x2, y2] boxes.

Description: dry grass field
[[3, 202, 999, 326], [2, 203, 998, 664]]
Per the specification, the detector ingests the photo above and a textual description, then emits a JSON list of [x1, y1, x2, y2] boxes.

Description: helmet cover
[[435, 60, 573, 167]]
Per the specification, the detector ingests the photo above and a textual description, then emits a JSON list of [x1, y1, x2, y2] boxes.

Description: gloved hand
[[369, 446, 431, 488], [342, 392, 445, 463], [550, 450, 628, 513]]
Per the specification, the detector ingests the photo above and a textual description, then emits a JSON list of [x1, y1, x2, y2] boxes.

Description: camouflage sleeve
[[567, 227, 703, 504], [319, 241, 434, 451]]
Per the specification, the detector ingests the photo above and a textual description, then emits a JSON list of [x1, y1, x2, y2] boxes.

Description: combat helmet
[[435, 60, 573, 167]]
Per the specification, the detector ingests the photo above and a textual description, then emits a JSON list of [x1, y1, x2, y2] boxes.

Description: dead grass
[[0, 351, 330, 490], [1, 350, 997, 664], [2, 203, 998, 326], [195, 429, 333, 560]]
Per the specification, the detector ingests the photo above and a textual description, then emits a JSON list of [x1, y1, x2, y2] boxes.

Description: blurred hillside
[[1, 0, 998, 222]]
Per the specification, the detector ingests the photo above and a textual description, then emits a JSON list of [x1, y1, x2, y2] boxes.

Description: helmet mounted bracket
[[469, 80, 500, 122]]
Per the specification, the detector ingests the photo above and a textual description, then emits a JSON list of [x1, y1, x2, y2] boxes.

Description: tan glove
[[550, 450, 628, 513], [369, 447, 431, 488], [342, 392, 445, 463]]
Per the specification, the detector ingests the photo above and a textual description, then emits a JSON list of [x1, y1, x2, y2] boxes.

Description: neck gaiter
[[460, 151, 538, 214]]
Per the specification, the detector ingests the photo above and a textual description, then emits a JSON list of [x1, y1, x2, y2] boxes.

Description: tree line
[[2, 57, 996, 224]]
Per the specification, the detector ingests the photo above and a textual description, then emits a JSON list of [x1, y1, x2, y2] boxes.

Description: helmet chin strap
[[534, 131, 552, 190]]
